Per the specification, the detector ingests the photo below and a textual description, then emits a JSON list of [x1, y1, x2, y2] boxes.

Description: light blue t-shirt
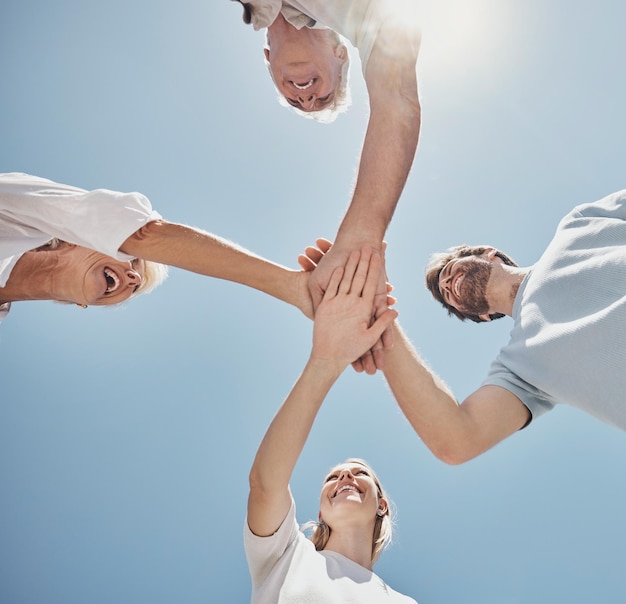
[[0, 172, 161, 324], [485, 189, 626, 430]]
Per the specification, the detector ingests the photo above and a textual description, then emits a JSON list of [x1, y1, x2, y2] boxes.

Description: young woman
[[245, 247, 417, 602]]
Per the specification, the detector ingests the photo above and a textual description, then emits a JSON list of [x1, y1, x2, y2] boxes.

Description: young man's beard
[[458, 261, 491, 316]]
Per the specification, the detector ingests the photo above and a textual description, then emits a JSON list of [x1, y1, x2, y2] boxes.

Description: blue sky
[[1, 1, 626, 602]]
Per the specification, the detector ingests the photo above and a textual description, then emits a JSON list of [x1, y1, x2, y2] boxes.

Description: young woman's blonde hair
[[303, 458, 394, 565]]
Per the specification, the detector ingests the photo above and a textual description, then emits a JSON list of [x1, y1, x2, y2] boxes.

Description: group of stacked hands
[[2, 2, 625, 602]]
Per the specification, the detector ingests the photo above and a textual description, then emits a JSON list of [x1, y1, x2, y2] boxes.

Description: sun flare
[[416, 0, 522, 91]]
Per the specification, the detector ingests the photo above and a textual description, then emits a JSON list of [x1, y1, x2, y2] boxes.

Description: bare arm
[[384, 322, 530, 465], [121, 219, 313, 317], [308, 25, 421, 370], [248, 249, 398, 537], [334, 24, 422, 250]]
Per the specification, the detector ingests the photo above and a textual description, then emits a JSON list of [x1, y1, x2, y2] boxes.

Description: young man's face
[[438, 252, 494, 318]]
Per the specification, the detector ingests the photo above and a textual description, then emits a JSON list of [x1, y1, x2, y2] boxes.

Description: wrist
[[333, 230, 383, 253], [306, 354, 347, 383]]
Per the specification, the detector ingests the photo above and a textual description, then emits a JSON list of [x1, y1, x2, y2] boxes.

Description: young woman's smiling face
[[319, 461, 385, 527]]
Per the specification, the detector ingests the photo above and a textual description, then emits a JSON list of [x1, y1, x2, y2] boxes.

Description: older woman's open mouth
[[104, 267, 120, 294]]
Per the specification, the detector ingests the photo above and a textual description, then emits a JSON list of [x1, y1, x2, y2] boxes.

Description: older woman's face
[[59, 245, 144, 306], [319, 462, 383, 527]]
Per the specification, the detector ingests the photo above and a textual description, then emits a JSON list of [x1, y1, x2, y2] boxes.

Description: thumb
[[367, 309, 398, 341], [308, 279, 325, 313]]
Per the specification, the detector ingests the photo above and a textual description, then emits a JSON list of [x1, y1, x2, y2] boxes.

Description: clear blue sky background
[[1, 1, 626, 602]]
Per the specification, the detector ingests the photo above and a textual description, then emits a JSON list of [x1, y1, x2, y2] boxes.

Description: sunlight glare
[[417, 0, 522, 94]]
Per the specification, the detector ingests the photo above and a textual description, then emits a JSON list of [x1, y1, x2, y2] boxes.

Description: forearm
[[247, 357, 342, 535], [383, 323, 479, 464], [334, 32, 421, 247], [250, 357, 342, 491], [121, 220, 306, 311], [385, 323, 530, 463]]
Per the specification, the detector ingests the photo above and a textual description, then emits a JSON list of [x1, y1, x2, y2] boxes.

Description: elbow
[[437, 451, 471, 466], [120, 219, 170, 256], [129, 218, 169, 241], [430, 442, 477, 466], [401, 90, 421, 119], [248, 463, 272, 495], [248, 466, 262, 491]]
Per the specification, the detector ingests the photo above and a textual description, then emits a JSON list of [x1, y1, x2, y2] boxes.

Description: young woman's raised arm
[[247, 248, 398, 537]]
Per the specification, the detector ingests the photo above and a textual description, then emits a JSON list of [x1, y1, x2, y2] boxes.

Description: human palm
[[312, 248, 397, 369]]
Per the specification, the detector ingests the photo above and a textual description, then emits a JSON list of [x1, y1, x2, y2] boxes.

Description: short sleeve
[[244, 497, 299, 588], [483, 356, 555, 426]]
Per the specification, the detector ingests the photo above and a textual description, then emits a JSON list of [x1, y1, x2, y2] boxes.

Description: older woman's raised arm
[[121, 219, 314, 318]]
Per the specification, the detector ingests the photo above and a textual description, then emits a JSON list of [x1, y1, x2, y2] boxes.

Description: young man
[[302, 189, 626, 463]]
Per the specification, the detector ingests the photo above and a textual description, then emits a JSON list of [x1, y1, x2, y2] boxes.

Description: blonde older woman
[[245, 247, 417, 602], [0, 172, 313, 324]]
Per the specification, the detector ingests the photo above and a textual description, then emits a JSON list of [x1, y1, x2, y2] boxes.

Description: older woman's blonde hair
[[303, 458, 393, 565], [135, 257, 169, 296]]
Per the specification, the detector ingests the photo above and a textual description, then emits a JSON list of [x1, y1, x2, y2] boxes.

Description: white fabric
[[244, 497, 417, 603], [236, 0, 397, 74], [0, 172, 161, 324], [0, 302, 10, 323], [0, 172, 161, 288]]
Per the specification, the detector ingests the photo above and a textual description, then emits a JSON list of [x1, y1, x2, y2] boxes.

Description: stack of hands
[[298, 238, 396, 374]]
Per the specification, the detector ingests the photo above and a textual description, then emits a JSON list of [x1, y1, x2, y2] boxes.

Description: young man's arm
[[384, 322, 530, 464], [121, 220, 313, 318]]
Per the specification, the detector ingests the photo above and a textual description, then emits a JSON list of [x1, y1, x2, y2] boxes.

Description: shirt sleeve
[[243, 496, 300, 588], [571, 189, 626, 222], [0, 173, 162, 261], [482, 356, 555, 426]]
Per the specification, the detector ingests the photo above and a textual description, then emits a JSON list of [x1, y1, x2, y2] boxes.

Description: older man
[[234, 0, 421, 371]]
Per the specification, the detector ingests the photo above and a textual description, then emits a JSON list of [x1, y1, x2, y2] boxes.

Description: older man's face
[[264, 34, 346, 112]]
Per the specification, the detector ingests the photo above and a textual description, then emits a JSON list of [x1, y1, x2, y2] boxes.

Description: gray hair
[[265, 29, 352, 123]]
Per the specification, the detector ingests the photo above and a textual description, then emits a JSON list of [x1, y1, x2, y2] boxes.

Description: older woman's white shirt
[[0, 172, 161, 323], [244, 496, 417, 603]]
